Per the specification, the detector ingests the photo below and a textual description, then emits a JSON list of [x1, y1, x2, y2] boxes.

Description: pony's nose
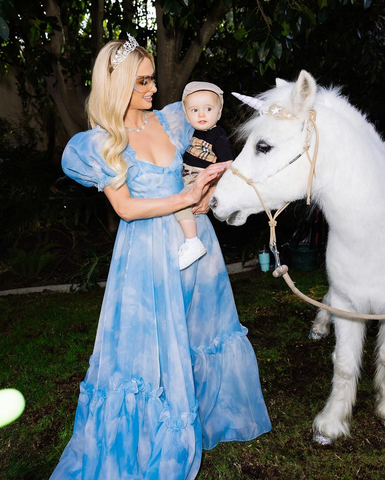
[[209, 196, 218, 209]]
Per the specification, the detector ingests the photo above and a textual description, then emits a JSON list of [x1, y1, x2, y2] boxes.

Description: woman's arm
[[104, 163, 226, 221]]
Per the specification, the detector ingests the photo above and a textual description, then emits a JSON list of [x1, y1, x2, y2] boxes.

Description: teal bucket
[[289, 245, 318, 271]]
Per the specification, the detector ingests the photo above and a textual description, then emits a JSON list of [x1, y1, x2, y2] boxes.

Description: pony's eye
[[256, 140, 272, 155]]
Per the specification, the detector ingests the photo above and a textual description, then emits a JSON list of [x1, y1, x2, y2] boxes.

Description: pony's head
[[210, 70, 318, 225]]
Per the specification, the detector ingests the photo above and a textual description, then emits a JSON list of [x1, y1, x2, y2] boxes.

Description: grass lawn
[[0, 268, 384, 479]]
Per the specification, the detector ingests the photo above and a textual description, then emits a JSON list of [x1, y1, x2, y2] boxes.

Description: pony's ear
[[290, 70, 317, 117], [275, 78, 287, 87]]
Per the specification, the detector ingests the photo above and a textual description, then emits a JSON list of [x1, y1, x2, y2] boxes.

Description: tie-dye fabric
[[51, 102, 271, 480]]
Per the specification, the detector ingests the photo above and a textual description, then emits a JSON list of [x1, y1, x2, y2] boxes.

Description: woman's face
[[129, 57, 157, 110]]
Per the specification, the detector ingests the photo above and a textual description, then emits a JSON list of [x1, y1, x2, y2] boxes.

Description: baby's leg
[[178, 216, 198, 239], [174, 208, 206, 270]]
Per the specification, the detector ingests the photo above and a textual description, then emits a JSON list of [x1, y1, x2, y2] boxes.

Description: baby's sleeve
[[156, 102, 194, 153], [62, 128, 118, 192]]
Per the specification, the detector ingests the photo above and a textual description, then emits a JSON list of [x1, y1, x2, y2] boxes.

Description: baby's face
[[184, 91, 222, 131]]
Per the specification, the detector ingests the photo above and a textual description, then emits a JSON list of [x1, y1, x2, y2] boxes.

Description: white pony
[[210, 71, 385, 444]]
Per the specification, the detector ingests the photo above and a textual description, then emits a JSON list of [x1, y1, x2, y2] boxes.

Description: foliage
[[0, 118, 106, 246], [280, 0, 385, 129], [69, 248, 112, 292], [0, 118, 59, 243], [5, 244, 57, 278], [1, 270, 385, 479], [193, 0, 385, 132], [0, 117, 114, 292], [1, 0, 383, 142]]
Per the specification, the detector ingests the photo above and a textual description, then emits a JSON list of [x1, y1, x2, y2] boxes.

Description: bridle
[[229, 108, 319, 275], [228, 106, 385, 321]]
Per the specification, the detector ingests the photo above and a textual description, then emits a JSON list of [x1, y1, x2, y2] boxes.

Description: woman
[[50, 36, 271, 480]]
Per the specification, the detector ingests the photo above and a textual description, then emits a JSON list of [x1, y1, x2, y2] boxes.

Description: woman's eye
[[256, 140, 272, 155]]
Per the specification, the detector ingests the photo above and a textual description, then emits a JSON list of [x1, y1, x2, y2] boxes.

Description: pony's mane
[[236, 82, 383, 144]]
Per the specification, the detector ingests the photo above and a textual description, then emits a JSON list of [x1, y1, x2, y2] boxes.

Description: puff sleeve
[[62, 128, 118, 192], [155, 102, 194, 154]]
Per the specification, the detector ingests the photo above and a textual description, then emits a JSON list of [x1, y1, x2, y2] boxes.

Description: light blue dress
[[51, 103, 271, 480]]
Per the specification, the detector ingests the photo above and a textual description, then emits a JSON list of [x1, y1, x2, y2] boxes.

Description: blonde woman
[[50, 36, 271, 480]]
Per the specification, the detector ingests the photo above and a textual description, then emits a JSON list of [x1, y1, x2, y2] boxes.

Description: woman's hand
[[190, 162, 232, 214], [186, 163, 227, 205], [192, 185, 215, 214]]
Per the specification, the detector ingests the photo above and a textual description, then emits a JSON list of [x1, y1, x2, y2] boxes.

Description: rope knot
[[246, 178, 253, 185], [268, 219, 277, 227]]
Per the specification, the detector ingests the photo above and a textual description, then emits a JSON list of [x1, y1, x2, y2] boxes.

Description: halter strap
[[229, 166, 290, 248]]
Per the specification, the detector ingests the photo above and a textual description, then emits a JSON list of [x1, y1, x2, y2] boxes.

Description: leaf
[[281, 20, 290, 36], [237, 43, 249, 59], [273, 39, 282, 59], [0, 17, 9, 41], [363, 0, 372, 8], [234, 27, 247, 41], [318, 7, 328, 24], [257, 40, 270, 62], [28, 26, 40, 48], [306, 10, 316, 26], [268, 58, 276, 71]]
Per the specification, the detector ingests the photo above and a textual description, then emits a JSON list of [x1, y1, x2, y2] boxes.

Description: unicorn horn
[[232, 92, 264, 111]]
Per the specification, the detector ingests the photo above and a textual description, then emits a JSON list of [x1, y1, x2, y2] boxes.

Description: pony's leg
[[309, 299, 331, 340], [313, 304, 366, 443], [375, 320, 385, 425]]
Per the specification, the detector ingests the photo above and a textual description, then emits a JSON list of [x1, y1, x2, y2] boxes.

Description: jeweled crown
[[112, 34, 139, 70]]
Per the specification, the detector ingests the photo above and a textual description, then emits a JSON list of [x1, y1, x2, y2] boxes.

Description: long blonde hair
[[86, 40, 155, 189]]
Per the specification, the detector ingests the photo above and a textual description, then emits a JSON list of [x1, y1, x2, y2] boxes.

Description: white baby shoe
[[178, 239, 207, 270]]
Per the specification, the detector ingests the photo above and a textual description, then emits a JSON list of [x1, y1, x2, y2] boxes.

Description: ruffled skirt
[[50, 214, 271, 480]]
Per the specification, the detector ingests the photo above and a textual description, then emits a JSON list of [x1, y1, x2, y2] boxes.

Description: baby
[[176, 82, 234, 270]]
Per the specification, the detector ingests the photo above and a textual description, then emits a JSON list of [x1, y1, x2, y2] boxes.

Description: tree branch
[[181, 0, 230, 74]]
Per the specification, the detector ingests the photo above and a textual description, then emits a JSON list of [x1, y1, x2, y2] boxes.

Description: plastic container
[[258, 251, 270, 272]]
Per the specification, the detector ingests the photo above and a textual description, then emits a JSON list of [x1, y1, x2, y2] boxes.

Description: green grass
[[1, 268, 384, 479]]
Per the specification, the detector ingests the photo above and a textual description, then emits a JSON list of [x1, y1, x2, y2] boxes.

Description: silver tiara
[[112, 34, 139, 70]]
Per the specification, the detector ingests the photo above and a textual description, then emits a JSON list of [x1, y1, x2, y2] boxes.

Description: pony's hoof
[[309, 330, 326, 341], [313, 430, 334, 445]]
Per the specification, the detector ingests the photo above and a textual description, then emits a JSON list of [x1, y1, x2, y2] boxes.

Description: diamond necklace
[[125, 112, 148, 133]]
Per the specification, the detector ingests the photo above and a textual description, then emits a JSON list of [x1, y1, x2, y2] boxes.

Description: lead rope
[[229, 110, 385, 321]]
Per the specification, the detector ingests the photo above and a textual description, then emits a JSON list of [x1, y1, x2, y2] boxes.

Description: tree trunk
[[154, 0, 230, 108], [91, 0, 105, 59], [43, 0, 88, 139]]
